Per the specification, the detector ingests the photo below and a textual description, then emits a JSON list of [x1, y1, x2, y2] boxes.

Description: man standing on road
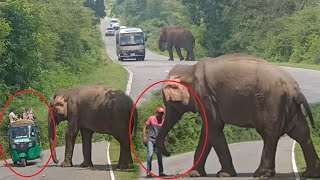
[[143, 107, 168, 178]]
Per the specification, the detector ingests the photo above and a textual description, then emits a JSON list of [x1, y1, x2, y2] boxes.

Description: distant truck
[[116, 28, 147, 61]]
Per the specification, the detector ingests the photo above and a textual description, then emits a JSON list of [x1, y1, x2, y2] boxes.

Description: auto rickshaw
[[8, 119, 42, 167]]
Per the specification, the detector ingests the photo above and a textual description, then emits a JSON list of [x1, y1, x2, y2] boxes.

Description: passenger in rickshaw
[[23, 107, 37, 121], [9, 108, 18, 123]]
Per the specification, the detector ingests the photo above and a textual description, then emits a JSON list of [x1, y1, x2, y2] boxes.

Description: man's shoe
[[159, 173, 168, 177], [146, 173, 152, 178]]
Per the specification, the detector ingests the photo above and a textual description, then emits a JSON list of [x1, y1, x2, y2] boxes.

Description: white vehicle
[[105, 27, 115, 36], [110, 18, 118, 25], [112, 23, 120, 30], [120, 26, 127, 30], [116, 28, 147, 61]]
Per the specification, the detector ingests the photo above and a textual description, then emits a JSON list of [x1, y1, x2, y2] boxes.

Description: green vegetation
[[0, 0, 127, 161], [109, 139, 139, 180], [110, 0, 320, 64], [295, 104, 320, 178]]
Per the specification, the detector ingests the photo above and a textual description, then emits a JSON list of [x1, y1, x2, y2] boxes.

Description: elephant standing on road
[[156, 53, 320, 178], [158, 26, 195, 61], [47, 85, 138, 169]]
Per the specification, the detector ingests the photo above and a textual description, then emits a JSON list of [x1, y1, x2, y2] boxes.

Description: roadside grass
[[147, 44, 320, 72], [108, 138, 140, 180], [295, 104, 320, 178]]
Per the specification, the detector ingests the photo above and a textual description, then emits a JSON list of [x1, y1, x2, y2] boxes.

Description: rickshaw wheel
[[21, 158, 27, 167]]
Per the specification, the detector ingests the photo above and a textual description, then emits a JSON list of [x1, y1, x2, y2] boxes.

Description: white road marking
[[292, 140, 300, 180], [106, 141, 115, 180], [104, 25, 134, 179], [124, 67, 133, 95]]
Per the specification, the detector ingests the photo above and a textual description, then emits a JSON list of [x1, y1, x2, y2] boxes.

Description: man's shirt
[[145, 116, 164, 142]]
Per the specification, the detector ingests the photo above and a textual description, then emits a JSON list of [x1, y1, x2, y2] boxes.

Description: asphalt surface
[[100, 17, 320, 180], [0, 141, 112, 180], [1, 17, 320, 180]]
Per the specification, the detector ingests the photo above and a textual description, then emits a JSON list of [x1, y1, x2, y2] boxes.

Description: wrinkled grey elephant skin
[[158, 26, 195, 61], [47, 85, 138, 169], [156, 53, 320, 178]]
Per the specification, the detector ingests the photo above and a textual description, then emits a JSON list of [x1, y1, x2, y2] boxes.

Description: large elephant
[[47, 85, 138, 169], [158, 26, 195, 61], [156, 53, 320, 178]]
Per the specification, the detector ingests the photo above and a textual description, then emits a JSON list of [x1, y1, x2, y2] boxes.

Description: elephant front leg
[[175, 47, 184, 61], [80, 128, 93, 168], [212, 130, 237, 177], [189, 127, 211, 177], [61, 126, 79, 167], [167, 44, 174, 61]]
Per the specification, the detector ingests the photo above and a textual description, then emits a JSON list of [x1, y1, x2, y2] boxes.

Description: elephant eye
[[55, 102, 64, 106]]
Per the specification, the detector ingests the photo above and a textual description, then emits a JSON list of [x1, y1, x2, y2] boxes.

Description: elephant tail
[[294, 92, 315, 129], [192, 37, 195, 48], [131, 107, 138, 137]]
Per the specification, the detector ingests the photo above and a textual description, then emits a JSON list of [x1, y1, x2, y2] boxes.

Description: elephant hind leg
[[253, 131, 280, 178], [80, 128, 94, 168], [287, 114, 320, 178], [175, 47, 184, 61], [113, 135, 133, 169]]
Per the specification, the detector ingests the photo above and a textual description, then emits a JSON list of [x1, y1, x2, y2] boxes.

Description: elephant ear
[[53, 96, 68, 117], [160, 27, 167, 40], [163, 75, 190, 105]]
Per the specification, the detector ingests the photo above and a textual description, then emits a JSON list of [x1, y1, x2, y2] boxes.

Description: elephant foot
[[189, 169, 207, 177], [302, 171, 320, 178], [253, 167, 275, 177], [217, 170, 237, 177], [302, 167, 320, 178], [80, 161, 93, 168], [61, 161, 73, 167], [117, 163, 134, 169]]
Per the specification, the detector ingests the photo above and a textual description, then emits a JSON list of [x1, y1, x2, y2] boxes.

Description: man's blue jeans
[[147, 140, 163, 174]]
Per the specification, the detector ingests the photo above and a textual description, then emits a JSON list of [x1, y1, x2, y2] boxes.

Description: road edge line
[[292, 140, 300, 180], [104, 31, 134, 180], [107, 141, 116, 180], [123, 67, 133, 95]]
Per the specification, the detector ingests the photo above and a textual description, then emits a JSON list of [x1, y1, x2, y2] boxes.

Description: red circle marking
[[0, 89, 57, 178], [128, 80, 208, 179]]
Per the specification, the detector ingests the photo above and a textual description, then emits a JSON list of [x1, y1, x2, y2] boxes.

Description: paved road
[[100, 18, 320, 180], [0, 141, 113, 180]]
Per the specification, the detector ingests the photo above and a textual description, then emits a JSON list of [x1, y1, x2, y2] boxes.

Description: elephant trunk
[[158, 39, 166, 52], [48, 113, 59, 164], [156, 104, 183, 157]]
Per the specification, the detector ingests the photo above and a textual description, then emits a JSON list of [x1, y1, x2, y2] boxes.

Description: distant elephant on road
[[158, 26, 195, 61], [156, 53, 320, 178], [47, 85, 138, 169]]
